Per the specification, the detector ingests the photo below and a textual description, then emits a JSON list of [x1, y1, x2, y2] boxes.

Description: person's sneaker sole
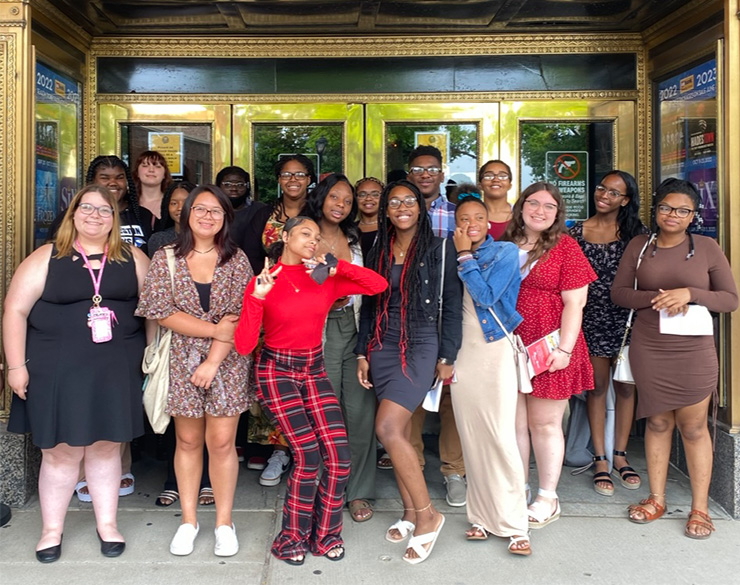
[[446, 496, 467, 507], [259, 475, 283, 487]]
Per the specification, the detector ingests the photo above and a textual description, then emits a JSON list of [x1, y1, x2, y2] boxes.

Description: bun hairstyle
[[502, 181, 566, 271], [175, 185, 237, 266], [451, 183, 487, 218], [267, 215, 316, 263], [600, 170, 646, 242]]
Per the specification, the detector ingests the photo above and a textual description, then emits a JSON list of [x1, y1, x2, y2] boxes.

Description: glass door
[[365, 103, 499, 193], [233, 103, 363, 204]]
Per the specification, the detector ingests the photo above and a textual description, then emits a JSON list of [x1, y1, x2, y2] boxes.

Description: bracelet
[[356, 355, 367, 361], [6, 359, 29, 370], [456, 249, 472, 256], [556, 347, 572, 356], [457, 254, 473, 263]]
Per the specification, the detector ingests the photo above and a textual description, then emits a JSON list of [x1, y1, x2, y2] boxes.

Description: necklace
[[322, 233, 341, 252], [282, 272, 300, 293], [192, 246, 215, 254], [393, 242, 409, 258], [359, 218, 378, 226]]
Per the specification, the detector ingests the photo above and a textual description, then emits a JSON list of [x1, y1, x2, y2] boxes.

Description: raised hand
[[253, 258, 283, 299]]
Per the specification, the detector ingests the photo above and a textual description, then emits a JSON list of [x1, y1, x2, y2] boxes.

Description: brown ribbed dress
[[611, 234, 737, 419]]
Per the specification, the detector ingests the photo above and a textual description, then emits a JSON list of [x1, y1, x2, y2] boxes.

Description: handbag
[[486, 306, 533, 394], [423, 241, 448, 412], [613, 235, 654, 384], [142, 247, 176, 434]]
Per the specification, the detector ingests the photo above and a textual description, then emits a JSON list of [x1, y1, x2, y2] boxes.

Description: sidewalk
[[1, 442, 736, 585]]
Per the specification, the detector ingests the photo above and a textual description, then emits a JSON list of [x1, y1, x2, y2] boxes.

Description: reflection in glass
[[253, 124, 343, 204]]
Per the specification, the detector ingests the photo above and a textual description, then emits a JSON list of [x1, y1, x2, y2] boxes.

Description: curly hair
[[301, 173, 359, 248], [502, 181, 566, 272], [366, 180, 435, 372], [85, 155, 144, 231]]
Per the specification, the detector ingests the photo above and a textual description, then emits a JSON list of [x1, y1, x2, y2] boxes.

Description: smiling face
[[321, 181, 353, 226], [73, 190, 114, 241], [407, 154, 444, 199], [479, 161, 512, 202], [283, 219, 320, 260], [137, 158, 166, 189], [188, 191, 225, 240], [387, 185, 420, 233], [655, 192, 695, 235], [522, 190, 559, 235], [456, 200, 488, 247], [93, 165, 128, 203], [278, 159, 311, 202], [356, 180, 382, 217], [168, 187, 189, 227], [219, 172, 248, 200], [594, 173, 629, 215]]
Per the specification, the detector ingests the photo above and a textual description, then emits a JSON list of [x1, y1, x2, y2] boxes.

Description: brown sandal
[[349, 499, 374, 523], [685, 509, 715, 540], [628, 496, 665, 524]]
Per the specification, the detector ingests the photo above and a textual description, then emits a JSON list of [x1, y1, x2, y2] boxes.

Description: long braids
[[367, 180, 434, 373], [86, 155, 143, 230]]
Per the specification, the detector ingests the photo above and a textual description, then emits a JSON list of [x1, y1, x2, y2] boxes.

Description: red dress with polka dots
[[515, 234, 597, 400]]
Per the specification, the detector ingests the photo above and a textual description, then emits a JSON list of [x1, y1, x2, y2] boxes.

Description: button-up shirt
[[427, 193, 456, 239]]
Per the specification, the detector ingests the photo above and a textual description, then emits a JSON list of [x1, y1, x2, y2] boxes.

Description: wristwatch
[[437, 357, 451, 365]]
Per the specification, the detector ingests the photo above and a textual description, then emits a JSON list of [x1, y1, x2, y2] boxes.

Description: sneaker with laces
[[214, 523, 239, 557], [260, 450, 291, 486], [444, 474, 467, 507], [170, 522, 199, 556]]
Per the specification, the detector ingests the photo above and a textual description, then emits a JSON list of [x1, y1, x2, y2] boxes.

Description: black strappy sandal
[[592, 454, 614, 497], [612, 450, 641, 490]]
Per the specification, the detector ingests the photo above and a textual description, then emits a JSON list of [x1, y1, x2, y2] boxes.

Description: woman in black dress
[[5, 185, 150, 562], [356, 180, 462, 564]]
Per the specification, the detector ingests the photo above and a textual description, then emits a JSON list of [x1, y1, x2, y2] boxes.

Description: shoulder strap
[[622, 233, 656, 336], [437, 240, 446, 343], [164, 246, 177, 296]]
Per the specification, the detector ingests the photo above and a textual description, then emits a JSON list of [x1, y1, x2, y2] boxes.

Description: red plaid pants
[[257, 345, 351, 559]]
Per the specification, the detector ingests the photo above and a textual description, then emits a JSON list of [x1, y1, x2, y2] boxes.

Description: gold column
[[725, 0, 740, 431], [0, 0, 33, 417]]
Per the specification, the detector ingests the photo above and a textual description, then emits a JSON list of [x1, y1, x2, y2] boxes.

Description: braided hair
[[85, 155, 144, 231], [273, 154, 317, 222], [367, 180, 434, 373]]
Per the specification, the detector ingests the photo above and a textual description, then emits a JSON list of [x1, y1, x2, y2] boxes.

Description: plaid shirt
[[428, 193, 457, 239]]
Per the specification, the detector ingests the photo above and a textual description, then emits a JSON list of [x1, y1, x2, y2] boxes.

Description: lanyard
[[76, 239, 108, 307]]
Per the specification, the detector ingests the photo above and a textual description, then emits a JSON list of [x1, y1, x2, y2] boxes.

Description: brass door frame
[[232, 103, 364, 184]]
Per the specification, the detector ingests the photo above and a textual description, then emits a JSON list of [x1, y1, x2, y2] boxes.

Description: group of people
[[4, 144, 737, 567]]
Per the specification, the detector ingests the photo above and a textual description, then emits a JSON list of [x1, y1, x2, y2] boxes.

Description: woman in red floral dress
[[502, 182, 596, 529]]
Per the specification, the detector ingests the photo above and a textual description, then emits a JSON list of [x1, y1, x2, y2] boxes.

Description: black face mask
[[228, 194, 249, 209]]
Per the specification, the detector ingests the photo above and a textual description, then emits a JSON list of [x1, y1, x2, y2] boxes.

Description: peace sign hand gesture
[[252, 259, 282, 300]]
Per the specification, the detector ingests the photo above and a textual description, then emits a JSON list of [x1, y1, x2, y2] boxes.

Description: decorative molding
[[31, 0, 92, 47], [642, 0, 721, 49], [89, 33, 644, 59]]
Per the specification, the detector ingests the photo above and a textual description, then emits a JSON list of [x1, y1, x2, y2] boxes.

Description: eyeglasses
[[657, 203, 694, 219], [191, 205, 226, 219], [388, 196, 418, 209], [481, 172, 511, 181], [524, 199, 558, 213], [357, 190, 381, 200], [77, 203, 114, 218], [595, 185, 625, 199], [279, 171, 309, 180], [408, 166, 442, 176], [221, 181, 247, 188]]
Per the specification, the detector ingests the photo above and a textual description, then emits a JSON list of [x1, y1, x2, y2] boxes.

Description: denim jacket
[[456, 236, 522, 342], [356, 237, 463, 362]]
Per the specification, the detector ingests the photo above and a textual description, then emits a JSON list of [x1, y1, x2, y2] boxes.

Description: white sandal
[[403, 514, 445, 565], [508, 535, 532, 556], [528, 489, 561, 529], [385, 519, 415, 543]]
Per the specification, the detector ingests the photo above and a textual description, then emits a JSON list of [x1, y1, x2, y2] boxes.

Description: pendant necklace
[[282, 272, 300, 293]]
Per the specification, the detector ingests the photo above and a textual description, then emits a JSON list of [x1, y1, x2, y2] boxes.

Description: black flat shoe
[[36, 536, 63, 563], [284, 554, 305, 566], [97, 530, 125, 557], [325, 546, 345, 561]]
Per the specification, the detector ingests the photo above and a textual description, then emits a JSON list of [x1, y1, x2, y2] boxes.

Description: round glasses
[[191, 205, 225, 219], [595, 185, 625, 199], [388, 196, 418, 209], [481, 172, 511, 181], [524, 199, 558, 213], [77, 203, 114, 218], [357, 190, 381, 200]]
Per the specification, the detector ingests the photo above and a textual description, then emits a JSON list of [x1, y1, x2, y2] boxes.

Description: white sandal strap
[[389, 519, 415, 538]]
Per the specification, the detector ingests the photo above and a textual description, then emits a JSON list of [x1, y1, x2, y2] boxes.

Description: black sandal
[[325, 546, 345, 561], [612, 450, 641, 490], [592, 455, 614, 497], [284, 554, 305, 566]]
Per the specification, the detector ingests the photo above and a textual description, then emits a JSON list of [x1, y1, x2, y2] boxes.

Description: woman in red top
[[235, 216, 387, 566]]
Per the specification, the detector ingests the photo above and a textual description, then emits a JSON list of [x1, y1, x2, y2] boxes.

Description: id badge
[[88, 306, 115, 343]]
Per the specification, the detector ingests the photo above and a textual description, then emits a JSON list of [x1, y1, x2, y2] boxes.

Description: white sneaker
[[214, 523, 239, 557], [170, 522, 199, 556], [260, 450, 290, 486]]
